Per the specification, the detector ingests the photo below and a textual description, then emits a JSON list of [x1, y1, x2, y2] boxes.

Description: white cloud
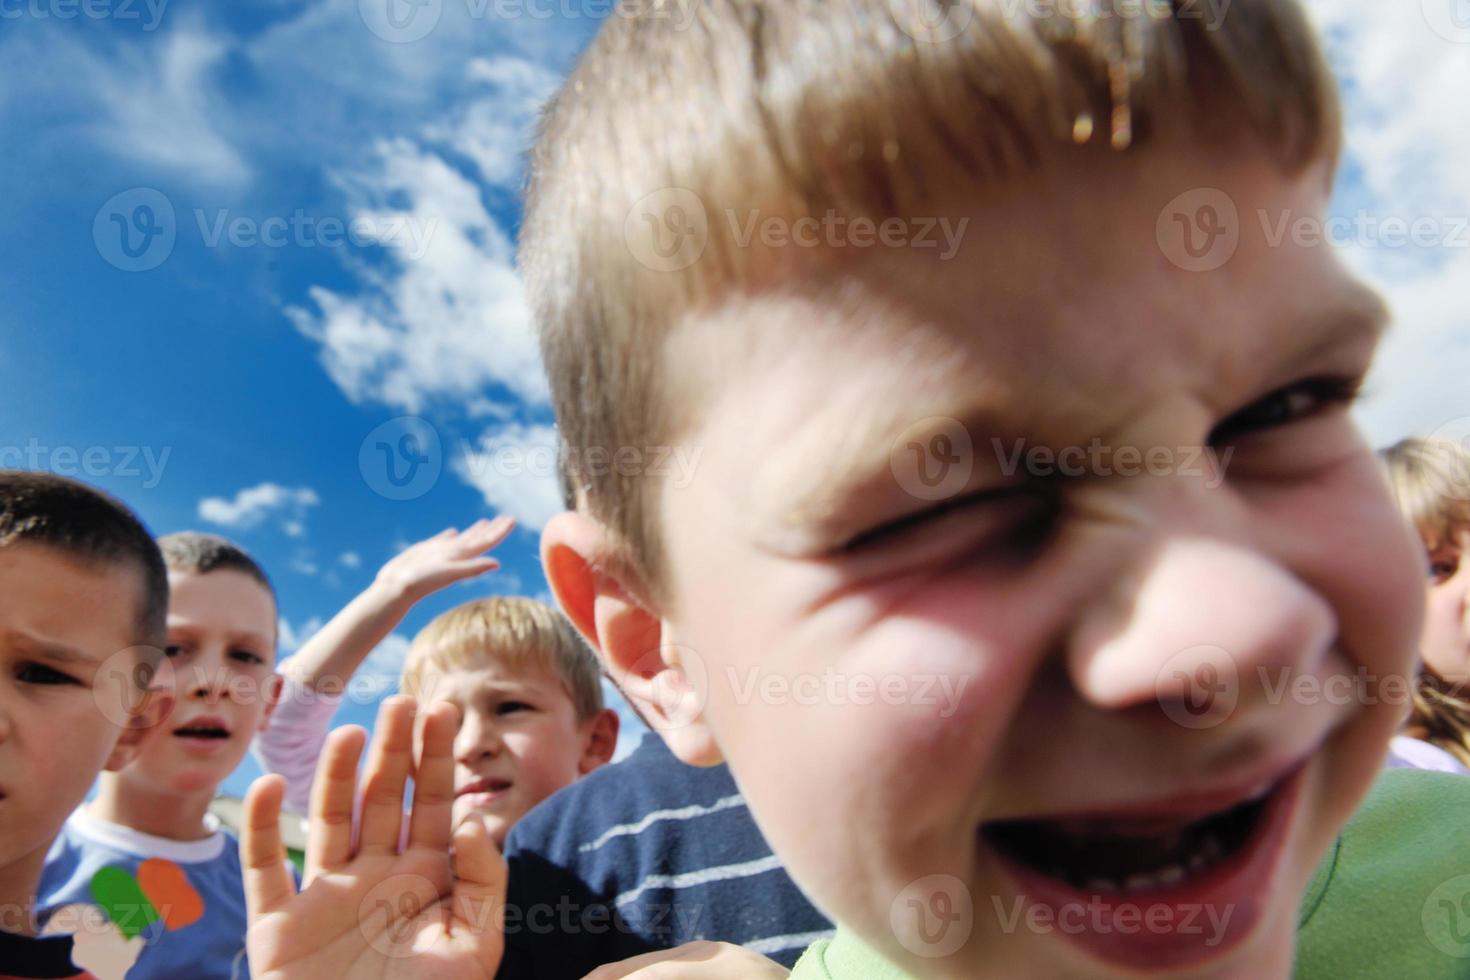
[[288, 550, 320, 576], [278, 615, 324, 656], [424, 56, 560, 188], [285, 137, 546, 414], [0, 24, 250, 188], [452, 422, 564, 531], [355, 632, 412, 698], [339, 551, 362, 569], [1302, 1, 1470, 446], [199, 483, 320, 532]]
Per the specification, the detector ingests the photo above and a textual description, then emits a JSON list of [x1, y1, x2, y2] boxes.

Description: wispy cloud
[[452, 422, 563, 531], [1303, 0, 1470, 445], [285, 136, 544, 414], [199, 482, 320, 533]]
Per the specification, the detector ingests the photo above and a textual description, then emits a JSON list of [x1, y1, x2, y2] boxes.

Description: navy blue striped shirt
[[497, 735, 832, 978]]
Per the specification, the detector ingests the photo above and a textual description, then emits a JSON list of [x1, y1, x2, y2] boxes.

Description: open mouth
[[173, 721, 231, 740], [979, 763, 1305, 969], [983, 787, 1270, 895]]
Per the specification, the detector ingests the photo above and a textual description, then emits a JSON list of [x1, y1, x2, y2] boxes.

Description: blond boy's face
[[649, 141, 1425, 978], [425, 661, 600, 846], [0, 543, 151, 900], [123, 569, 280, 797]]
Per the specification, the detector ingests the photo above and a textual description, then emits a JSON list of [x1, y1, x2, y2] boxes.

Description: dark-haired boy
[[0, 471, 171, 979]]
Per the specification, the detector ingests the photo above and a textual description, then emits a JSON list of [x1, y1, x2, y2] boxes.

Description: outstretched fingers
[[357, 696, 417, 855], [242, 775, 297, 920], [306, 724, 367, 881], [408, 700, 460, 853]]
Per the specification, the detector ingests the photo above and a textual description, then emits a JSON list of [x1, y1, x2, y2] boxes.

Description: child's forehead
[[421, 658, 570, 697]]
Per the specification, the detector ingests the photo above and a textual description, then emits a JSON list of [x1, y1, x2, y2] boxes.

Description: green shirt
[[791, 768, 1470, 978]]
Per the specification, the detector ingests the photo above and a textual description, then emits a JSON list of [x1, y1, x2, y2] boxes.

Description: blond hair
[[522, 0, 1343, 605], [400, 597, 604, 720], [1383, 438, 1470, 768]]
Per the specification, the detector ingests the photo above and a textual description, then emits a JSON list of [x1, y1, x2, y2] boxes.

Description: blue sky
[[2, 0, 1467, 801]]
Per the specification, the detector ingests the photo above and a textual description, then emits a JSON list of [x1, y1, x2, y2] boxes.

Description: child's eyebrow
[[5, 630, 99, 666], [1274, 292, 1390, 377]]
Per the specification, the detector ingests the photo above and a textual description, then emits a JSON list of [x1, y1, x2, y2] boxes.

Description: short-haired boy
[[400, 595, 619, 847], [0, 471, 170, 979], [39, 533, 282, 980], [241, 1, 1470, 977]]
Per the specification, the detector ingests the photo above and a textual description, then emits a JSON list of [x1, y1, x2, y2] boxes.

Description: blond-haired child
[[400, 595, 618, 847], [1383, 437, 1470, 771], [241, 1, 1470, 977]]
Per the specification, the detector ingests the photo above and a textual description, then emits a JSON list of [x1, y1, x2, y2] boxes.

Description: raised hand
[[375, 517, 516, 604], [242, 697, 507, 979]]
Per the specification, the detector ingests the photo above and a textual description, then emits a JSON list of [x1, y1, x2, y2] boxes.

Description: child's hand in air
[[242, 697, 507, 979], [375, 516, 516, 605]]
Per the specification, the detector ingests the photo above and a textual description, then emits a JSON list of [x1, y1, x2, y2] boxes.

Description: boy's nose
[[453, 716, 503, 764], [1065, 535, 1336, 720]]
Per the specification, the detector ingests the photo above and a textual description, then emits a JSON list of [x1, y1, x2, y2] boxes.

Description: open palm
[[242, 698, 506, 979]]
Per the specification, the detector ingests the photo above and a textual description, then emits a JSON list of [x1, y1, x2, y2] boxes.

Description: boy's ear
[[542, 510, 723, 767], [104, 685, 176, 772], [579, 707, 620, 775]]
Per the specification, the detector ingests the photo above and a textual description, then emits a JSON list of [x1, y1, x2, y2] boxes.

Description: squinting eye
[[496, 701, 532, 716], [1431, 558, 1460, 583], [231, 650, 264, 665], [164, 645, 183, 658], [1209, 376, 1363, 445], [17, 662, 79, 686]]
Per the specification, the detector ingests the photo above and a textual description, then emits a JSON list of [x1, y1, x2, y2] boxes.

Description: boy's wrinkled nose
[[453, 712, 503, 765], [1066, 535, 1336, 723]]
